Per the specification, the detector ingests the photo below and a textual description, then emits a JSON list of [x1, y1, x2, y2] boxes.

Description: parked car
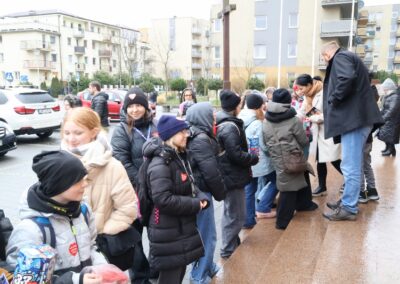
[[78, 89, 127, 121], [0, 120, 17, 157], [0, 88, 63, 138]]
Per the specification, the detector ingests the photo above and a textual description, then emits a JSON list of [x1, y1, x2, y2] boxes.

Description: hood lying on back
[[238, 108, 257, 129], [186, 102, 214, 134]]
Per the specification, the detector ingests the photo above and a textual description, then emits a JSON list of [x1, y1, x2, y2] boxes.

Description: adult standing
[[377, 78, 400, 157], [178, 88, 197, 118], [216, 90, 259, 259], [89, 81, 109, 127], [321, 41, 383, 221]]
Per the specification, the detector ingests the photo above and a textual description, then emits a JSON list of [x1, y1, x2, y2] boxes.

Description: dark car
[[0, 121, 17, 157]]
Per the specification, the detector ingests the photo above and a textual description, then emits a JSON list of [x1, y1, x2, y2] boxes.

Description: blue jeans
[[341, 126, 372, 214], [191, 193, 218, 284], [256, 171, 279, 213], [244, 178, 258, 228]]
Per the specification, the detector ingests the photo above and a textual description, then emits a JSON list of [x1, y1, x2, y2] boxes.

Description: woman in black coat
[[377, 79, 400, 156], [144, 115, 209, 284]]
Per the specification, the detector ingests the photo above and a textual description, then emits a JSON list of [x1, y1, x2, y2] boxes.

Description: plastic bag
[[83, 264, 128, 284]]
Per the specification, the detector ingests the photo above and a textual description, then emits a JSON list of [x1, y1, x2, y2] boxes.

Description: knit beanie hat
[[124, 87, 149, 112], [246, 93, 264, 109], [272, 88, 292, 104], [220, 90, 241, 111], [32, 150, 87, 197], [157, 115, 189, 141]]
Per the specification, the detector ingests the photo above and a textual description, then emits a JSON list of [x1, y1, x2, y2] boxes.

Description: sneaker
[[339, 184, 345, 193], [312, 186, 327, 197], [358, 190, 368, 204], [323, 206, 357, 221], [256, 211, 276, 218], [326, 199, 341, 210], [366, 187, 380, 201]]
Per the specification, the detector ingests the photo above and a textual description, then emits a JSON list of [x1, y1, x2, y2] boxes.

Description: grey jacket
[[6, 191, 107, 283]]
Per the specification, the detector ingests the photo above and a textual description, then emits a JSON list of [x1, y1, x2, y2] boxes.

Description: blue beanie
[[157, 115, 189, 141]]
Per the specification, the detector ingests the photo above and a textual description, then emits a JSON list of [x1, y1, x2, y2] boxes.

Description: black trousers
[[316, 146, 342, 188], [157, 266, 186, 284]]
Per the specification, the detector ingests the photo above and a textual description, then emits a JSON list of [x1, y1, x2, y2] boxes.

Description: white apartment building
[[0, 10, 149, 87]]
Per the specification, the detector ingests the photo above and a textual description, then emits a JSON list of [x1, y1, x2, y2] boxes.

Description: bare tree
[[150, 29, 172, 94], [232, 49, 255, 93]]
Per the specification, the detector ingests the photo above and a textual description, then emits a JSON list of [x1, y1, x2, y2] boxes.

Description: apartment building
[[209, 0, 362, 89], [147, 17, 210, 82], [361, 4, 400, 76], [0, 10, 149, 87]]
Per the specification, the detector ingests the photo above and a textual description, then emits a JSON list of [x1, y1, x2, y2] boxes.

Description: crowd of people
[[1, 41, 399, 284]]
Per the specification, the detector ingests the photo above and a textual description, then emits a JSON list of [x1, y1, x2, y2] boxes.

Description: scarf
[[304, 80, 323, 114]]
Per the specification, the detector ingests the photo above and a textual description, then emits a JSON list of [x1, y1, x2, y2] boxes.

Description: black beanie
[[32, 150, 87, 197], [272, 88, 292, 104], [220, 90, 241, 112], [246, 93, 264, 109], [124, 87, 149, 112], [157, 115, 189, 141]]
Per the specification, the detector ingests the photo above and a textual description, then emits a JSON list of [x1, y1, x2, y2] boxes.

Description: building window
[[389, 38, 395, 45], [253, 72, 266, 81], [84, 40, 87, 48], [70, 23, 74, 29], [67, 38, 71, 46], [389, 50, 395, 58], [50, 36, 56, 44], [78, 24, 82, 31], [387, 62, 393, 71], [214, 46, 221, 59], [288, 43, 297, 58], [112, 31, 115, 36], [113, 60, 117, 68], [51, 54, 57, 62], [391, 24, 397, 32], [91, 26, 94, 32], [92, 41, 96, 49], [289, 13, 298, 28], [255, 16, 267, 30], [63, 20, 66, 27], [392, 11, 398, 19], [98, 27, 101, 33], [213, 19, 221, 32], [112, 45, 116, 52], [254, 45, 267, 59], [376, 26, 381, 32], [84, 56, 88, 64], [68, 55, 73, 63], [93, 58, 96, 65]]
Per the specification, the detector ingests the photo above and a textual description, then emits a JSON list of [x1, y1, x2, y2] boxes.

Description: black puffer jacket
[[216, 110, 258, 190], [143, 138, 208, 271], [186, 102, 226, 201], [91, 92, 109, 127], [377, 89, 400, 144], [111, 118, 158, 187]]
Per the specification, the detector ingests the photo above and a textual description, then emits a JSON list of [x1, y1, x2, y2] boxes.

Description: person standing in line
[[320, 41, 383, 221], [178, 88, 197, 118], [88, 81, 109, 127], [295, 74, 342, 197], [216, 90, 259, 259], [185, 102, 226, 284]]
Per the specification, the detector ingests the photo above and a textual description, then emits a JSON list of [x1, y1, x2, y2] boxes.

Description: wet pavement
[[214, 140, 400, 284]]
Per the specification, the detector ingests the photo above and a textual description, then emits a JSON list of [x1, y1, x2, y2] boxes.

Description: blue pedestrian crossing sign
[[5, 72, 13, 82]]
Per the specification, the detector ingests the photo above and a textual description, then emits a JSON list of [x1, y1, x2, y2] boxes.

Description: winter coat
[[143, 138, 207, 271], [91, 92, 109, 127], [323, 48, 383, 139], [62, 134, 138, 235], [186, 102, 226, 201], [111, 118, 158, 187], [377, 89, 400, 144], [263, 102, 309, 192], [299, 90, 341, 163], [216, 110, 258, 190], [238, 109, 275, 177], [6, 189, 107, 284]]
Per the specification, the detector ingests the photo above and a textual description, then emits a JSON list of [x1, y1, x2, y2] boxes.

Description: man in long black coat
[[321, 41, 383, 221]]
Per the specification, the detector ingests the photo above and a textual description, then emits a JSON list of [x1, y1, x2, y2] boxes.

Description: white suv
[[0, 88, 64, 138]]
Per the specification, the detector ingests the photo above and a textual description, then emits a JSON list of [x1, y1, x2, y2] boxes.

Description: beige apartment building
[[0, 10, 149, 87]]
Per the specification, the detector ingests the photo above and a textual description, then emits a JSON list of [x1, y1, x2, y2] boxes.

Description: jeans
[[341, 126, 372, 214], [244, 179, 258, 228], [256, 171, 278, 213], [191, 193, 218, 284]]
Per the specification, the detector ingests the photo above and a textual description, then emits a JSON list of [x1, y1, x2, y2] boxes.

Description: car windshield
[[15, 92, 55, 104]]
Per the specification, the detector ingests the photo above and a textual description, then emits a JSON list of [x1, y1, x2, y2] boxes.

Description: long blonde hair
[[62, 107, 102, 138]]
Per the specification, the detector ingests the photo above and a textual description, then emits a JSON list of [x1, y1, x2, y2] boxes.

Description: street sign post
[[5, 72, 13, 83]]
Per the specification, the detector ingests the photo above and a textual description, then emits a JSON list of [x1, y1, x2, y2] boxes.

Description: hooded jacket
[[238, 108, 275, 177], [62, 134, 138, 235], [143, 137, 207, 271], [216, 110, 258, 190], [91, 92, 109, 127], [6, 187, 107, 284], [377, 88, 400, 144], [186, 102, 226, 201], [263, 102, 308, 192]]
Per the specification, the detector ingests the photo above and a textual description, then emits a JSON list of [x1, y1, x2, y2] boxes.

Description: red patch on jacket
[[69, 242, 78, 256], [181, 173, 188, 182]]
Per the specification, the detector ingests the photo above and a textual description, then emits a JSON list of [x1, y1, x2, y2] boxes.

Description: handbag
[[97, 225, 141, 257]]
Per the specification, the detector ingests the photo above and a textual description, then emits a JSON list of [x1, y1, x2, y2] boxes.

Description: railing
[[0, 21, 58, 33], [102, 34, 112, 42], [356, 45, 365, 55], [192, 40, 202, 46], [192, 27, 202, 35], [23, 60, 55, 69], [20, 40, 51, 51], [395, 43, 400, 51], [394, 57, 400, 64], [73, 30, 85, 38], [75, 63, 86, 71], [396, 29, 400, 38], [321, 0, 357, 6], [320, 19, 356, 38], [74, 46, 85, 54], [192, 63, 202, 69], [394, 69, 400, 75], [99, 49, 112, 57], [191, 51, 202, 58]]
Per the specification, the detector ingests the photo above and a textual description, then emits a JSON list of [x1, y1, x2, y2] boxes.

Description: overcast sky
[[0, 0, 398, 29]]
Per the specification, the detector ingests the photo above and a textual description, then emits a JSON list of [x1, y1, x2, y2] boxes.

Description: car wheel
[[36, 131, 53, 138]]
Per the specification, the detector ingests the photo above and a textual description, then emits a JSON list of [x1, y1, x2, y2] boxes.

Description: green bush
[[373, 70, 398, 85], [40, 82, 47, 91], [92, 71, 115, 86], [170, 78, 187, 91], [50, 77, 63, 97], [246, 77, 265, 91], [139, 81, 155, 93], [70, 75, 91, 94], [196, 77, 208, 96], [208, 78, 223, 91]]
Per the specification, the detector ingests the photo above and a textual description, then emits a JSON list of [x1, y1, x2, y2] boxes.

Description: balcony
[[192, 40, 202, 46], [75, 63, 86, 71], [365, 45, 373, 52], [367, 19, 376, 26], [23, 60, 55, 70], [356, 45, 365, 57], [357, 27, 366, 38], [99, 49, 112, 57], [364, 57, 373, 65], [394, 57, 400, 64], [102, 34, 112, 42], [73, 29, 85, 38], [320, 20, 356, 38], [192, 50, 202, 58], [321, 0, 357, 7], [394, 69, 400, 76], [395, 43, 400, 51], [366, 30, 375, 38], [358, 10, 369, 26], [74, 46, 85, 54], [20, 40, 52, 51], [192, 63, 202, 70], [397, 29, 400, 38], [192, 27, 202, 35], [100, 64, 111, 72], [318, 55, 327, 70]]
